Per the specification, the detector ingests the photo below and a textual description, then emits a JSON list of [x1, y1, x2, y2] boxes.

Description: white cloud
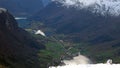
[[49, 53, 119, 68], [49, 64, 120, 68], [62, 54, 91, 65]]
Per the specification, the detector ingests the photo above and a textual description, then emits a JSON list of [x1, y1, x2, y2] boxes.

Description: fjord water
[[15, 17, 30, 28]]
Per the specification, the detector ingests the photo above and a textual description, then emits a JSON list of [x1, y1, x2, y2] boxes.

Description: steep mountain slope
[[53, 0, 120, 16], [0, 8, 45, 68], [42, 0, 51, 6], [32, 2, 120, 62], [0, 0, 43, 16], [33, 1, 120, 44]]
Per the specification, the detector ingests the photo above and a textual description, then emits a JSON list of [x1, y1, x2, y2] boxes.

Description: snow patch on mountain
[[35, 30, 46, 37], [52, 0, 120, 16]]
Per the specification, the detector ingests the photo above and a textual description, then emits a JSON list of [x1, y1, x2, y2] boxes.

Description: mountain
[[0, 0, 43, 16], [0, 8, 45, 68], [42, 0, 51, 6], [33, 1, 120, 44], [52, 0, 120, 16], [32, 1, 120, 62]]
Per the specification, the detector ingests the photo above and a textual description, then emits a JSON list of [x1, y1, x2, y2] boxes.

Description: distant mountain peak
[[52, 0, 120, 16]]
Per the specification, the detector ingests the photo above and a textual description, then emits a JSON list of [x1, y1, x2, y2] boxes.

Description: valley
[[30, 1, 120, 64], [16, 18, 120, 64], [0, 0, 120, 68]]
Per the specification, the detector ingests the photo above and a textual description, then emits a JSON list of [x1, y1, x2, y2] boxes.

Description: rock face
[[0, 0, 44, 16], [0, 8, 45, 68]]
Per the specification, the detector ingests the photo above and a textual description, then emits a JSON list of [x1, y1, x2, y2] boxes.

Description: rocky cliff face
[[0, 8, 45, 68]]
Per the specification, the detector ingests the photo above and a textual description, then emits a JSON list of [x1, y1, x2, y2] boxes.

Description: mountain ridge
[[52, 0, 120, 16]]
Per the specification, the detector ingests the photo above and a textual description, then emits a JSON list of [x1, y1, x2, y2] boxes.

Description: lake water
[[15, 17, 31, 28]]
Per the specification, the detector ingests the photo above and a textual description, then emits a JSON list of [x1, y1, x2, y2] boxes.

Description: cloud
[[49, 54, 120, 68], [49, 64, 120, 68], [62, 54, 91, 65]]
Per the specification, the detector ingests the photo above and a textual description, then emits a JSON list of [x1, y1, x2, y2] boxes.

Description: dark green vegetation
[[30, 1, 120, 63], [27, 31, 79, 67], [32, 35, 66, 67]]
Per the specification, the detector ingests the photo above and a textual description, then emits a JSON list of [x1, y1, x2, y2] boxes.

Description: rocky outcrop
[[0, 8, 45, 68]]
